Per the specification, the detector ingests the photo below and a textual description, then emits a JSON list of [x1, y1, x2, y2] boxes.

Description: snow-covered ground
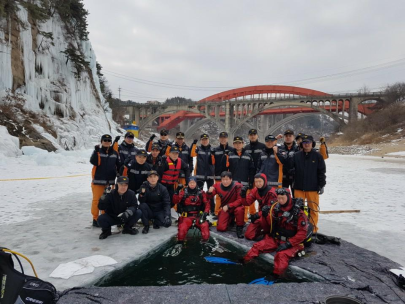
[[1, 150, 404, 290]]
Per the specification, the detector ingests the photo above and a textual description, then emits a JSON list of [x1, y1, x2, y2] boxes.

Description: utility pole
[[118, 87, 121, 100]]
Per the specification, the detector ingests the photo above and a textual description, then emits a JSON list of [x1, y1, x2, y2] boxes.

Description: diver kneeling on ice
[[98, 176, 142, 239], [241, 187, 311, 277], [206, 171, 245, 238], [173, 176, 210, 244]]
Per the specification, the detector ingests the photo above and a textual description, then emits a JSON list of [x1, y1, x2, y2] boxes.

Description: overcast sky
[[83, 0, 405, 102]]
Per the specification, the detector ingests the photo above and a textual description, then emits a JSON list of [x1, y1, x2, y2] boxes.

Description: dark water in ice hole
[[96, 231, 312, 287]]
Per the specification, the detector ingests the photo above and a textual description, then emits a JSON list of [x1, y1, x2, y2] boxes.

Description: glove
[[149, 134, 157, 141], [117, 209, 134, 224], [320, 137, 325, 144], [276, 241, 292, 252], [318, 187, 324, 195], [94, 145, 100, 152], [249, 212, 260, 224], [262, 205, 271, 218], [240, 186, 248, 198], [175, 184, 184, 194], [192, 139, 198, 145], [114, 136, 121, 142], [139, 182, 147, 194], [163, 216, 171, 227], [105, 185, 112, 194]]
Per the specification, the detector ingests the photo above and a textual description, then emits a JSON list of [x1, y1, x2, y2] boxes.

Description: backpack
[[0, 248, 58, 304]]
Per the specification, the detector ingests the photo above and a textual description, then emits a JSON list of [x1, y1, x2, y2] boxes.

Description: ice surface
[[386, 151, 405, 156]]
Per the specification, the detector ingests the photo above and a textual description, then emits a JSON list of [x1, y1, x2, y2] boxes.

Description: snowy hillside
[[0, 4, 120, 156]]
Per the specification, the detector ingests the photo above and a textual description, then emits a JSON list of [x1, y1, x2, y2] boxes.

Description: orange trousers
[[294, 190, 319, 233], [244, 189, 256, 222], [91, 184, 114, 220]]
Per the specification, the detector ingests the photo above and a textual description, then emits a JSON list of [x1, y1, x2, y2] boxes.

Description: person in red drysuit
[[172, 176, 210, 243], [242, 188, 308, 276], [242, 173, 277, 240], [206, 171, 245, 238]]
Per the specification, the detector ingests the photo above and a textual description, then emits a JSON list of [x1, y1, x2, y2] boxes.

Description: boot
[[153, 222, 160, 229], [93, 219, 100, 228], [142, 225, 149, 234], [122, 227, 139, 235], [236, 226, 244, 239], [99, 229, 111, 240]]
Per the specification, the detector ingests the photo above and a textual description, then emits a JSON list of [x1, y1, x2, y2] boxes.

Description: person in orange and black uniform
[[257, 135, 286, 188], [279, 129, 300, 194], [165, 131, 193, 186], [146, 143, 162, 170], [244, 129, 266, 220], [90, 134, 121, 227], [211, 131, 233, 218], [145, 128, 173, 156], [118, 132, 139, 164], [190, 133, 215, 213], [158, 146, 190, 204], [120, 149, 152, 193], [292, 135, 326, 233]]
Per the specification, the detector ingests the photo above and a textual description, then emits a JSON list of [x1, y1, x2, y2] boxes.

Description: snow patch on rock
[[0, 126, 22, 157]]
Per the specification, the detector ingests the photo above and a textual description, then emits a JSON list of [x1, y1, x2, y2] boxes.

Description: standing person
[[211, 131, 233, 217], [319, 137, 329, 160], [244, 129, 266, 219], [293, 135, 326, 233], [138, 171, 172, 234], [97, 176, 142, 239], [118, 132, 138, 164], [147, 143, 162, 170], [165, 131, 193, 186], [158, 146, 190, 204], [279, 129, 300, 193], [190, 134, 215, 213], [242, 173, 277, 240], [145, 128, 173, 156], [227, 136, 255, 193], [173, 176, 210, 244], [242, 188, 309, 278], [256, 135, 286, 188], [206, 172, 245, 238], [89, 134, 121, 227], [120, 149, 152, 193]]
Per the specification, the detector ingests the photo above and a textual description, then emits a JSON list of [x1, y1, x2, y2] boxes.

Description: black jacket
[[228, 149, 255, 187], [281, 142, 300, 179], [118, 141, 138, 164], [90, 146, 120, 185], [292, 149, 326, 192], [245, 141, 266, 171], [257, 147, 286, 187], [98, 189, 138, 218], [120, 159, 152, 192], [146, 154, 162, 170], [212, 143, 234, 180], [138, 182, 171, 217], [193, 144, 214, 180]]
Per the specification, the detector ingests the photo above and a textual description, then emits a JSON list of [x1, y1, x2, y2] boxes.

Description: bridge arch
[[229, 102, 345, 135], [200, 85, 331, 102], [184, 118, 254, 138], [138, 106, 225, 134]]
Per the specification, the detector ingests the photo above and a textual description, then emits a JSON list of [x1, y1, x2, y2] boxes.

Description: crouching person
[[206, 171, 245, 238], [242, 173, 277, 240], [173, 176, 210, 243], [138, 170, 172, 234], [97, 176, 142, 240], [242, 188, 308, 277]]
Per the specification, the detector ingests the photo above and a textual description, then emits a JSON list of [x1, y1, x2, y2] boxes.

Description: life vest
[[162, 157, 182, 185]]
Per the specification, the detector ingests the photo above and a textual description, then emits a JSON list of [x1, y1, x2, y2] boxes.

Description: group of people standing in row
[[90, 128, 327, 277]]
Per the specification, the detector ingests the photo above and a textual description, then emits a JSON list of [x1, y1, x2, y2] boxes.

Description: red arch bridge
[[120, 85, 385, 138]]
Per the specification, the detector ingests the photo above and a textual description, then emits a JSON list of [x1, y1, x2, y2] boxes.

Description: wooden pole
[[319, 210, 360, 214]]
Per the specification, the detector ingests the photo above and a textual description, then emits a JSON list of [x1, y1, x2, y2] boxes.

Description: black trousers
[[197, 179, 215, 213], [139, 203, 171, 228], [98, 210, 142, 232], [162, 183, 175, 207], [282, 178, 294, 197]]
